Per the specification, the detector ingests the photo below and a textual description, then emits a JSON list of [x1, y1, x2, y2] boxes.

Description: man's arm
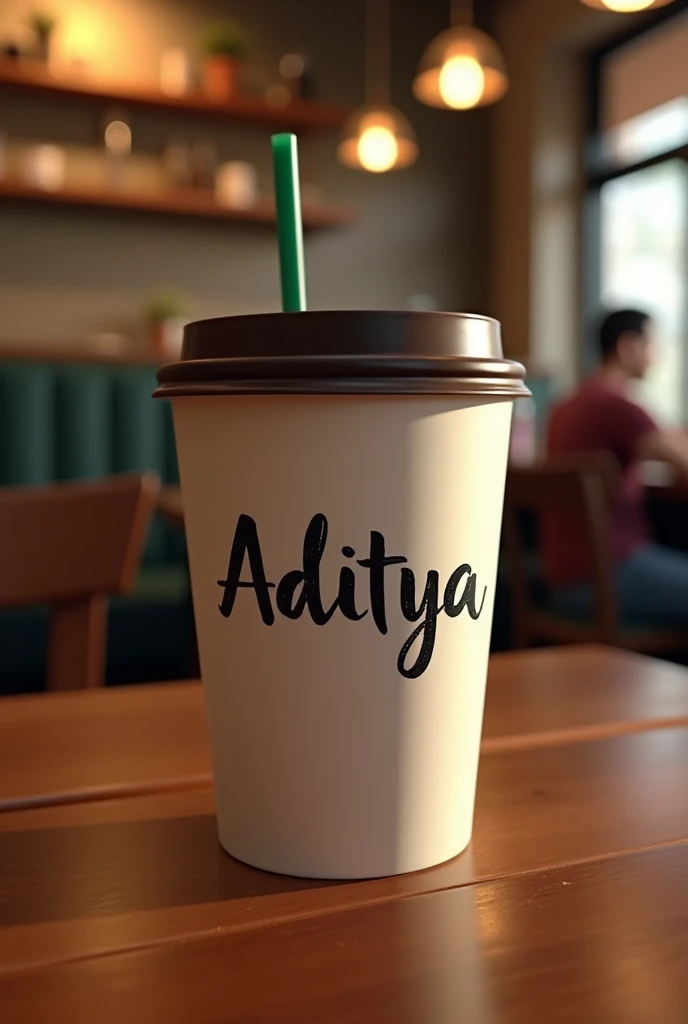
[[636, 428, 688, 479]]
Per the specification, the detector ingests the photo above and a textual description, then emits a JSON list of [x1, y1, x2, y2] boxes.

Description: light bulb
[[600, 0, 655, 9], [357, 125, 399, 173], [438, 55, 486, 110]]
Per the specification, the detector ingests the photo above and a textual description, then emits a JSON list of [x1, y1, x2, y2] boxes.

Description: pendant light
[[413, 0, 508, 111], [580, 1, 675, 10], [338, 0, 418, 173]]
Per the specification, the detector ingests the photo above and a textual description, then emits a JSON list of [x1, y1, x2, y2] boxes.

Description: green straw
[[271, 133, 307, 312]]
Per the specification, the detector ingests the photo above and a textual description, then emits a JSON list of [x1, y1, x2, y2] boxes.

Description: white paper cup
[[155, 311, 528, 879]]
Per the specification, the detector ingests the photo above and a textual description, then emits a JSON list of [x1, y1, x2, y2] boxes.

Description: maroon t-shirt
[[543, 378, 657, 586]]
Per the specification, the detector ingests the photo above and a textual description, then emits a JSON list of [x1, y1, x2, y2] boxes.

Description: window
[[587, 3, 688, 425], [600, 160, 687, 422]]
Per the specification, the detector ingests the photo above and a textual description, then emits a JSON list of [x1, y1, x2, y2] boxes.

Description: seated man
[[543, 308, 688, 626]]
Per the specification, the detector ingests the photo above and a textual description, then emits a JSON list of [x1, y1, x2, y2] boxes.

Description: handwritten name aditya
[[217, 513, 486, 679]]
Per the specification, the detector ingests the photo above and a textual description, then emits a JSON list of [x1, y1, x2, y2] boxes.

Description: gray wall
[[0, 0, 490, 345]]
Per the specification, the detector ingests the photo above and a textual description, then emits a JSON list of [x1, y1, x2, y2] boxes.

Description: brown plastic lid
[[154, 310, 529, 398]]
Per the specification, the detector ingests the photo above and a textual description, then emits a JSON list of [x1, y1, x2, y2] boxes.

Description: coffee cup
[[155, 310, 528, 879]]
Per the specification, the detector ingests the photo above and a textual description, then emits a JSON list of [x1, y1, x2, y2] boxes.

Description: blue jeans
[[552, 543, 688, 627]]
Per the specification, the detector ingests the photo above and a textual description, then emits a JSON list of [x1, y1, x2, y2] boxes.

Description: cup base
[[216, 828, 474, 881]]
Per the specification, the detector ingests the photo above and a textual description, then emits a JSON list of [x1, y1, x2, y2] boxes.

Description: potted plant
[[144, 290, 188, 358], [29, 10, 56, 63], [200, 20, 247, 102]]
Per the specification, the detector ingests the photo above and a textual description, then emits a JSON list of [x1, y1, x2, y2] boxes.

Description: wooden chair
[[503, 452, 687, 655], [0, 473, 160, 690]]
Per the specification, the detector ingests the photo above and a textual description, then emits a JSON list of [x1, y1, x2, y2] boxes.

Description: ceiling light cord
[[451, 0, 474, 25], [366, 0, 390, 106]]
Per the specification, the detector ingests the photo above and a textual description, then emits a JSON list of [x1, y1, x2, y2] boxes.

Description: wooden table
[[3, 645, 688, 812], [1, 645, 688, 1021]]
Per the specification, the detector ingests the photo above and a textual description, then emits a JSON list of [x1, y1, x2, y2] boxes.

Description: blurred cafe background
[[1, 0, 687, 694]]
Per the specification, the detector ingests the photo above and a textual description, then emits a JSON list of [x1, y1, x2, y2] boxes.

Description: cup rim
[[154, 310, 530, 399]]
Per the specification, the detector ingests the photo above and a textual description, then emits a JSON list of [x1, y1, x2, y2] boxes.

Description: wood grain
[[0, 683, 210, 811], [2, 646, 687, 811], [46, 595, 107, 693], [481, 645, 688, 751], [1, 843, 686, 1022], [1, 728, 687, 971]]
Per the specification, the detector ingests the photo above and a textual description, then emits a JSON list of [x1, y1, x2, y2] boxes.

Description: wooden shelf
[[0, 343, 163, 366], [0, 60, 350, 132], [0, 180, 356, 231]]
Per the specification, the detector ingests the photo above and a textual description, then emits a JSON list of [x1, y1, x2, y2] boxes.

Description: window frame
[[583, 0, 688, 407]]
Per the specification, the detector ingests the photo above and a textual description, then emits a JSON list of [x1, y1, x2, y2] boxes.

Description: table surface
[[1, 644, 688, 1022], [3, 644, 688, 812], [2, 843, 685, 1024]]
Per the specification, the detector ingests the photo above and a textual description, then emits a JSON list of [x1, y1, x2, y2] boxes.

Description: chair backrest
[[0, 473, 160, 690], [503, 452, 621, 644]]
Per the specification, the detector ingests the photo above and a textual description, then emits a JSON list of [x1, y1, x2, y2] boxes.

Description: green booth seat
[[0, 355, 192, 694], [0, 362, 57, 484]]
